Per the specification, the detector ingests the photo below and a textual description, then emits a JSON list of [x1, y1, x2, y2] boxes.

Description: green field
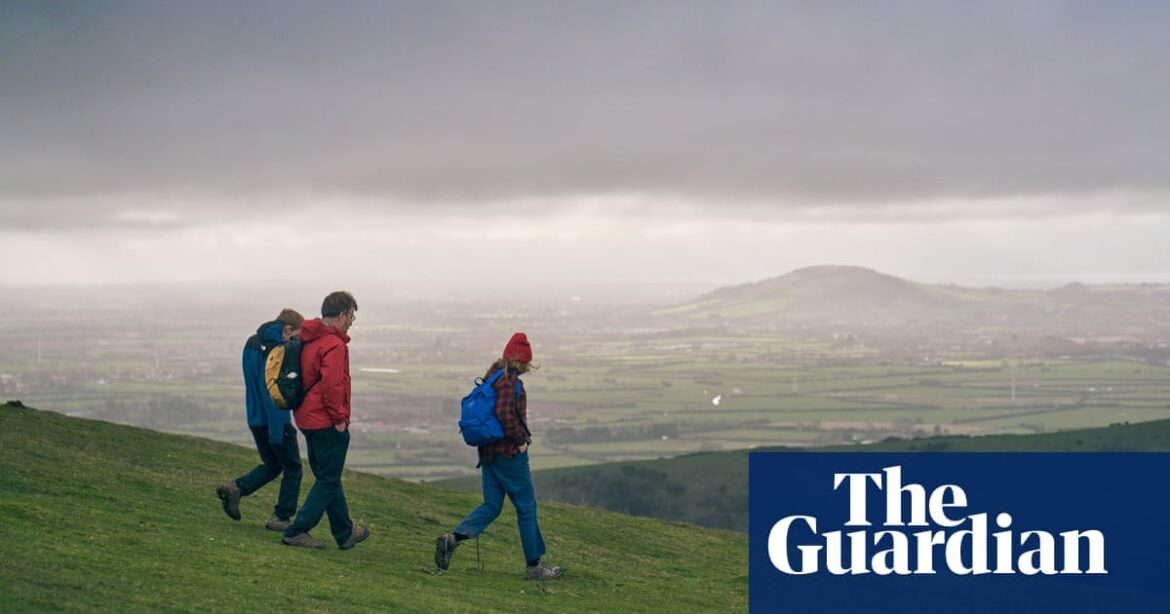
[[9, 340, 1170, 482], [360, 356, 1170, 477], [0, 402, 745, 612], [4, 303, 1169, 482]]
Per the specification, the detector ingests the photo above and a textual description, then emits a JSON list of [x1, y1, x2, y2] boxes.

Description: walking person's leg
[[318, 428, 357, 547], [496, 451, 562, 579], [456, 462, 507, 538], [282, 428, 328, 548], [435, 461, 507, 569], [268, 423, 302, 529], [218, 426, 282, 521], [496, 452, 545, 564], [239, 424, 284, 490]]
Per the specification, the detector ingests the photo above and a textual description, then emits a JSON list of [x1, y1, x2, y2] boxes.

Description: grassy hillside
[[438, 418, 1170, 533], [0, 402, 745, 612]]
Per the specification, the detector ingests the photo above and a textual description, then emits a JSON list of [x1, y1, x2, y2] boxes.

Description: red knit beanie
[[503, 332, 532, 363]]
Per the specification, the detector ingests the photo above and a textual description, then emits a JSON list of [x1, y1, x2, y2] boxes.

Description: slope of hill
[[438, 418, 1170, 533], [702, 265, 931, 306], [663, 264, 1170, 326], [0, 402, 745, 612], [665, 265, 958, 321]]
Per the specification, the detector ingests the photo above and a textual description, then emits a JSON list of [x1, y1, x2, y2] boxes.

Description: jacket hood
[[257, 320, 284, 344], [300, 318, 349, 344]]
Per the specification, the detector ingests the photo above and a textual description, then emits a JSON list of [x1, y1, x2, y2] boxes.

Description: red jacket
[[293, 319, 351, 431]]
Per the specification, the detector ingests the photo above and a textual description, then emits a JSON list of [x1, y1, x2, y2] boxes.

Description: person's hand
[[335, 422, 348, 433], [518, 443, 528, 453]]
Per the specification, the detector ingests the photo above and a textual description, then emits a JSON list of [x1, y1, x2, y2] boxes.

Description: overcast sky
[[2, 1, 1168, 292]]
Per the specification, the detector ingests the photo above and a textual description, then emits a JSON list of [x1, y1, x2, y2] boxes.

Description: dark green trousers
[[284, 426, 353, 545], [235, 424, 302, 520]]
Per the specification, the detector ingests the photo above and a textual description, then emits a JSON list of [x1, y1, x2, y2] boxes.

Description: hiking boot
[[525, 560, 564, 580], [340, 523, 369, 550], [434, 532, 460, 570], [265, 514, 291, 532], [216, 482, 241, 521], [281, 532, 326, 549]]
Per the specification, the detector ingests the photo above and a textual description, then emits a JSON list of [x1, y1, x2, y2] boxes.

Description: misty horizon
[[3, 264, 1170, 312], [3, 3, 1169, 289]]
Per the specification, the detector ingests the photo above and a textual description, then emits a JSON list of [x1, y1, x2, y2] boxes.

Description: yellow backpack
[[264, 339, 306, 409]]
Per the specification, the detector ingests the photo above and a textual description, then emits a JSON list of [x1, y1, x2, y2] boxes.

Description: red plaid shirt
[[478, 366, 530, 466]]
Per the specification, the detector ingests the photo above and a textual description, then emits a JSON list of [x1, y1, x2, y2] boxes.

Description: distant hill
[[0, 402, 745, 612], [663, 265, 1170, 326], [702, 265, 931, 306], [437, 418, 1170, 533]]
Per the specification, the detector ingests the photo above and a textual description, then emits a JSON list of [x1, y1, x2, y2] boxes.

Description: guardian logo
[[768, 466, 1105, 576], [748, 453, 1170, 613]]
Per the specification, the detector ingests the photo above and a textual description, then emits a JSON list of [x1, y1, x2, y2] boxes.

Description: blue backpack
[[459, 369, 523, 446]]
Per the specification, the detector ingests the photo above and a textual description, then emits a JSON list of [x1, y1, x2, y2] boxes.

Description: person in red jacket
[[434, 332, 563, 580], [280, 291, 369, 550]]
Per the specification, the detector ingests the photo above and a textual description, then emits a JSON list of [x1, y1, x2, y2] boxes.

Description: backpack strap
[[514, 378, 531, 440]]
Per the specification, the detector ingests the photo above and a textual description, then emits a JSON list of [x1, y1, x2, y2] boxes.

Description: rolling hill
[[662, 264, 1170, 326], [664, 265, 996, 322], [0, 402, 746, 612], [438, 418, 1170, 533], [699, 265, 935, 309]]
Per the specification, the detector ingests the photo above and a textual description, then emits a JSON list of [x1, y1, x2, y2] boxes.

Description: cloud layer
[[3, 1, 1168, 210], [2, 2, 1168, 287]]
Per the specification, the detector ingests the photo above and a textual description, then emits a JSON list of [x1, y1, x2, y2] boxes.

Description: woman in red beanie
[[434, 332, 563, 580]]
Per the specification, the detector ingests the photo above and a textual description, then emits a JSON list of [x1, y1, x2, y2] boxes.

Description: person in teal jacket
[[216, 308, 304, 531]]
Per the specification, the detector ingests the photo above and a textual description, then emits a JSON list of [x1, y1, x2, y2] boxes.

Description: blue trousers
[[455, 451, 546, 563]]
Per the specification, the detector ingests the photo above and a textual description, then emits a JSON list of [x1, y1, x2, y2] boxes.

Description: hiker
[[281, 291, 369, 550], [435, 332, 564, 580], [217, 308, 305, 531]]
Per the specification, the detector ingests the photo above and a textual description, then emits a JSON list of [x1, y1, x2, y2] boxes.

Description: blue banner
[[749, 453, 1170, 613]]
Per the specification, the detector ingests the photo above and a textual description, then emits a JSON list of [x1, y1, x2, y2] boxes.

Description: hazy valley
[[3, 266, 1169, 483]]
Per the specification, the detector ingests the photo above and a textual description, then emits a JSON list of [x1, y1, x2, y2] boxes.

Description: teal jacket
[[242, 321, 292, 444]]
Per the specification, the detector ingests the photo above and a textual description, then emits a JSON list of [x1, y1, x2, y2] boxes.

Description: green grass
[[0, 402, 746, 612]]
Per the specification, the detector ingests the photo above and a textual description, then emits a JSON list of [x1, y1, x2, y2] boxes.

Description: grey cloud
[[0, 197, 213, 231], [2, 1, 1169, 212]]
